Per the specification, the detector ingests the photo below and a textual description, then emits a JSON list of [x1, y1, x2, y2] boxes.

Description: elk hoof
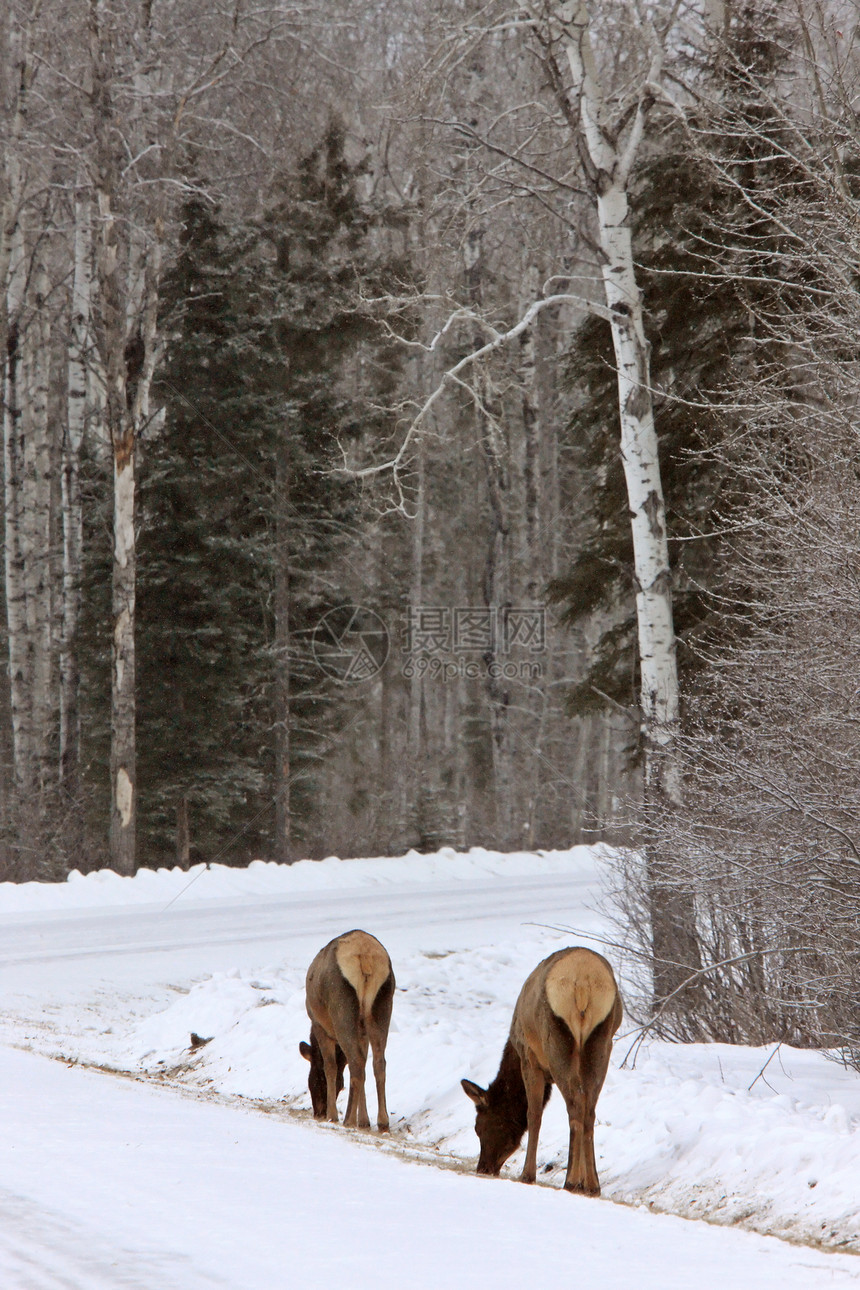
[[564, 1180, 600, 1197], [520, 1170, 537, 1185]]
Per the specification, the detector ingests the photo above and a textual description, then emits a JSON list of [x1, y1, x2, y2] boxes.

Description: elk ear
[[299, 1041, 313, 1062], [461, 1078, 489, 1108]]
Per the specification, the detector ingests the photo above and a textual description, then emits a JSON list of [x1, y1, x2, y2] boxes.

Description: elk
[[299, 929, 394, 1131], [462, 946, 621, 1195]]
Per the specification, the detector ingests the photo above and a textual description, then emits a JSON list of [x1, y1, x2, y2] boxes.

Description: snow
[[5, 1045, 855, 1290], [0, 846, 597, 912], [1, 845, 859, 1287]]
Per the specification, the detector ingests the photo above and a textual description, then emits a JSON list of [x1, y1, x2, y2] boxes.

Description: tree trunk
[[175, 794, 190, 869], [1, 8, 40, 831], [26, 254, 55, 805], [89, 0, 165, 874], [465, 229, 514, 849], [557, 1, 700, 995], [520, 265, 543, 605], [559, 2, 681, 807], [403, 440, 426, 845], [596, 180, 680, 805], [94, 181, 138, 875], [274, 426, 292, 863], [109, 422, 136, 875], [519, 264, 545, 849], [60, 194, 91, 807], [3, 218, 33, 807], [481, 466, 513, 849]]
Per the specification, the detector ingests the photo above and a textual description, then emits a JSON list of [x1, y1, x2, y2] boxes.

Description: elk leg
[[578, 1021, 614, 1196], [556, 1039, 590, 1194], [316, 1029, 341, 1123], [582, 1101, 600, 1196], [342, 1037, 370, 1129], [520, 1057, 548, 1184], [369, 978, 393, 1131], [563, 1081, 589, 1194], [369, 1028, 389, 1131]]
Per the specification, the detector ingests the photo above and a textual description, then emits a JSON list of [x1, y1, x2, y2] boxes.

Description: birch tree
[[1, 2, 64, 865], [60, 191, 93, 810], [2, 203, 33, 810], [543, 0, 681, 808], [2, 2, 39, 821], [84, 0, 150, 874], [533, 0, 711, 995]]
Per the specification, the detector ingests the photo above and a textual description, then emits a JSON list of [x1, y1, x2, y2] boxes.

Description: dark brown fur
[[462, 947, 621, 1194], [299, 929, 395, 1131]]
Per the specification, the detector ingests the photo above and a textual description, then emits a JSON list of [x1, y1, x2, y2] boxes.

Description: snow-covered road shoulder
[[1, 1045, 858, 1290]]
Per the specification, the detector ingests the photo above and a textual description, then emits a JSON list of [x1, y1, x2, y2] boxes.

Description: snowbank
[[0, 845, 605, 912], [114, 946, 860, 1253]]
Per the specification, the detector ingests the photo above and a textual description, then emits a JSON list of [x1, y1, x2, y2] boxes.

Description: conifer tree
[[136, 124, 407, 866], [137, 197, 276, 864]]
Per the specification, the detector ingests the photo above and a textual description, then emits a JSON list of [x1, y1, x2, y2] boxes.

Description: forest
[[1, 0, 858, 1059]]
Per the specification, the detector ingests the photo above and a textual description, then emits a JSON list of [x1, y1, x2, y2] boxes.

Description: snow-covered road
[[1, 847, 858, 1287], [0, 872, 599, 973]]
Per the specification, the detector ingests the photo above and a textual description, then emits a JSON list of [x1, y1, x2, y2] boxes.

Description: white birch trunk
[[89, 0, 166, 874], [61, 194, 92, 794], [596, 182, 680, 805], [560, 0, 681, 808], [25, 255, 55, 798], [520, 264, 543, 605], [110, 439, 136, 874], [554, 2, 703, 1003], [2, 219, 33, 799], [1, 4, 43, 811], [92, 155, 138, 873]]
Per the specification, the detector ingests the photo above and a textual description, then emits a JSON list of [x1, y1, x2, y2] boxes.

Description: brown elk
[[462, 946, 621, 1195], [299, 929, 394, 1131]]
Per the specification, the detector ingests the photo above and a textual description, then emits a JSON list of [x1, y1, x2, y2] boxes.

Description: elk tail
[[348, 953, 388, 1029], [546, 951, 616, 1051]]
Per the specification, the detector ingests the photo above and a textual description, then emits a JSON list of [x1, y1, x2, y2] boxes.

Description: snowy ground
[[1, 845, 859, 1288]]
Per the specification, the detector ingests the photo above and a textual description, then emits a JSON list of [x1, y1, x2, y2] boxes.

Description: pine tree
[[137, 198, 275, 864], [136, 124, 408, 867]]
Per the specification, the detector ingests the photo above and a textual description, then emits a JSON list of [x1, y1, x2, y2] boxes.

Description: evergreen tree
[[137, 197, 276, 864], [137, 124, 407, 866]]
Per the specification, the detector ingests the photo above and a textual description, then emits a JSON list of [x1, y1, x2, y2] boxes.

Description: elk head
[[461, 1043, 530, 1176], [299, 1034, 346, 1118]]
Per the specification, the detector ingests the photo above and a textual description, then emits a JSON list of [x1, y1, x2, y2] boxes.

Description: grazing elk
[[299, 929, 394, 1131], [462, 946, 621, 1195]]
